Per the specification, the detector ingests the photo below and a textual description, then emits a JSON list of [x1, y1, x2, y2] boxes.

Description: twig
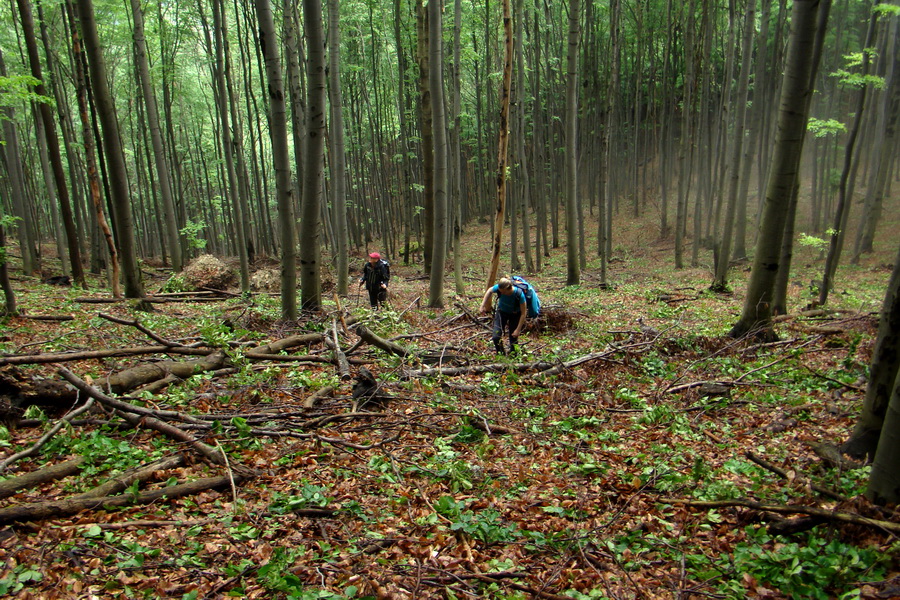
[[745, 451, 847, 502], [0, 398, 95, 472], [660, 497, 900, 535], [98, 312, 181, 346]]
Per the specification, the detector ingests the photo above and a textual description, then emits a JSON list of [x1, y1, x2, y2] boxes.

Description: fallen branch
[[245, 334, 324, 358], [660, 497, 900, 535], [101, 350, 228, 394], [73, 454, 186, 499], [20, 314, 74, 321], [0, 399, 95, 473], [354, 325, 414, 358], [98, 312, 181, 347], [745, 451, 847, 502], [0, 345, 213, 366], [0, 457, 85, 500], [0, 475, 247, 525]]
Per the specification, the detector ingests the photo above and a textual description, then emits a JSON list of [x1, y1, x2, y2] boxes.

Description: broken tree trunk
[[0, 457, 85, 500], [0, 345, 213, 366], [354, 325, 414, 358], [74, 454, 185, 499], [0, 475, 246, 525], [102, 350, 228, 394]]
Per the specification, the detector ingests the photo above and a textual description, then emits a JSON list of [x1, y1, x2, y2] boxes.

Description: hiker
[[479, 277, 527, 355], [360, 252, 390, 309]]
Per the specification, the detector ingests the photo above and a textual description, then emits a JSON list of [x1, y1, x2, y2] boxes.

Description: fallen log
[[0, 345, 214, 366], [73, 454, 186, 499], [0, 457, 85, 500], [354, 325, 413, 358], [660, 497, 900, 535], [0, 475, 247, 525], [406, 361, 556, 377], [101, 350, 228, 394], [245, 334, 324, 357]]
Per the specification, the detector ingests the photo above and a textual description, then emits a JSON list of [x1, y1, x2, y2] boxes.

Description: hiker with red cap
[[359, 252, 390, 309]]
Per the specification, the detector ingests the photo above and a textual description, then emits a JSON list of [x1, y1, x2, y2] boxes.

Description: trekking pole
[[356, 283, 362, 307]]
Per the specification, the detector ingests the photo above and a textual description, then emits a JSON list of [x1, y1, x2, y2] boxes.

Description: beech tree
[[729, 0, 826, 340], [254, 0, 296, 319]]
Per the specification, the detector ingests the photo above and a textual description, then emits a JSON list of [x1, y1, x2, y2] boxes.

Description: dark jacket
[[360, 259, 390, 290]]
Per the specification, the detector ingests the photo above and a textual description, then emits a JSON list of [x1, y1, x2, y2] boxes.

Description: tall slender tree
[[76, 0, 147, 299], [327, 0, 350, 297], [255, 0, 297, 319], [427, 0, 448, 308], [300, 0, 326, 310], [16, 0, 85, 288], [486, 0, 513, 286], [729, 0, 825, 339], [564, 0, 580, 286]]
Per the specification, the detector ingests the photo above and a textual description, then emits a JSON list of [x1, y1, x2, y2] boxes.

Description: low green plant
[[268, 484, 332, 514], [0, 563, 43, 595], [706, 527, 892, 599], [434, 495, 520, 544]]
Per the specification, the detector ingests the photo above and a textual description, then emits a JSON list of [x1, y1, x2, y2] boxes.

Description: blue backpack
[[511, 276, 541, 318]]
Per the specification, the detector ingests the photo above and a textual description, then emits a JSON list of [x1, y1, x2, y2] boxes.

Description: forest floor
[[1, 212, 899, 600]]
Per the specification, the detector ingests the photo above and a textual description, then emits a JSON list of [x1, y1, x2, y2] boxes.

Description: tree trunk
[[416, 0, 435, 276], [130, 0, 182, 272], [843, 243, 900, 460], [729, 0, 825, 340], [300, 0, 326, 310], [427, 0, 448, 308], [866, 346, 900, 505], [65, 0, 120, 298], [564, 0, 581, 286], [0, 49, 40, 277], [255, 0, 297, 319], [487, 0, 513, 286], [16, 0, 85, 288], [75, 0, 146, 299], [817, 6, 879, 307], [852, 15, 899, 263], [712, 1, 755, 292], [327, 0, 350, 298]]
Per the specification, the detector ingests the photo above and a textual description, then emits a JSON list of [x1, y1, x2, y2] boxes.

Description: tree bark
[[300, 0, 326, 310], [76, 0, 146, 299], [255, 0, 297, 319], [16, 0, 85, 288], [564, 0, 581, 286], [486, 0, 513, 286], [327, 0, 350, 298], [427, 0, 448, 308], [843, 243, 900, 460], [130, 0, 182, 272], [729, 0, 825, 340]]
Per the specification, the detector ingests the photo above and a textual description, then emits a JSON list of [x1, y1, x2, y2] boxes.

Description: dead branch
[[59, 369, 229, 468], [98, 312, 181, 346], [101, 350, 228, 394], [0, 474, 247, 525], [0, 399, 95, 472], [73, 454, 186, 499], [20, 314, 74, 321], [660, 497, 900, 535], [245, 334, 324, 357], [304, 386, 335, 408], [314, 432, 401, 450], [0, 457, 85, 500], [58, 368, 205, 425], [454, 301, 492, 330], [745, 451, 847, 502], [407, 361, 555, 378], [0, 345, 214, 366], [326, 319, 352, 380], [466, 415, 520, 436], [354, 324, 414, 357]]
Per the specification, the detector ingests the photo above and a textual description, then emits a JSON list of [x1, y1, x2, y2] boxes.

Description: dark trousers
[[367, 285, 387, 308], [492, 310, 521, 351]]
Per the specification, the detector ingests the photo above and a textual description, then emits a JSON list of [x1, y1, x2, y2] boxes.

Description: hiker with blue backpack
[[479, 276, 540, 355]]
